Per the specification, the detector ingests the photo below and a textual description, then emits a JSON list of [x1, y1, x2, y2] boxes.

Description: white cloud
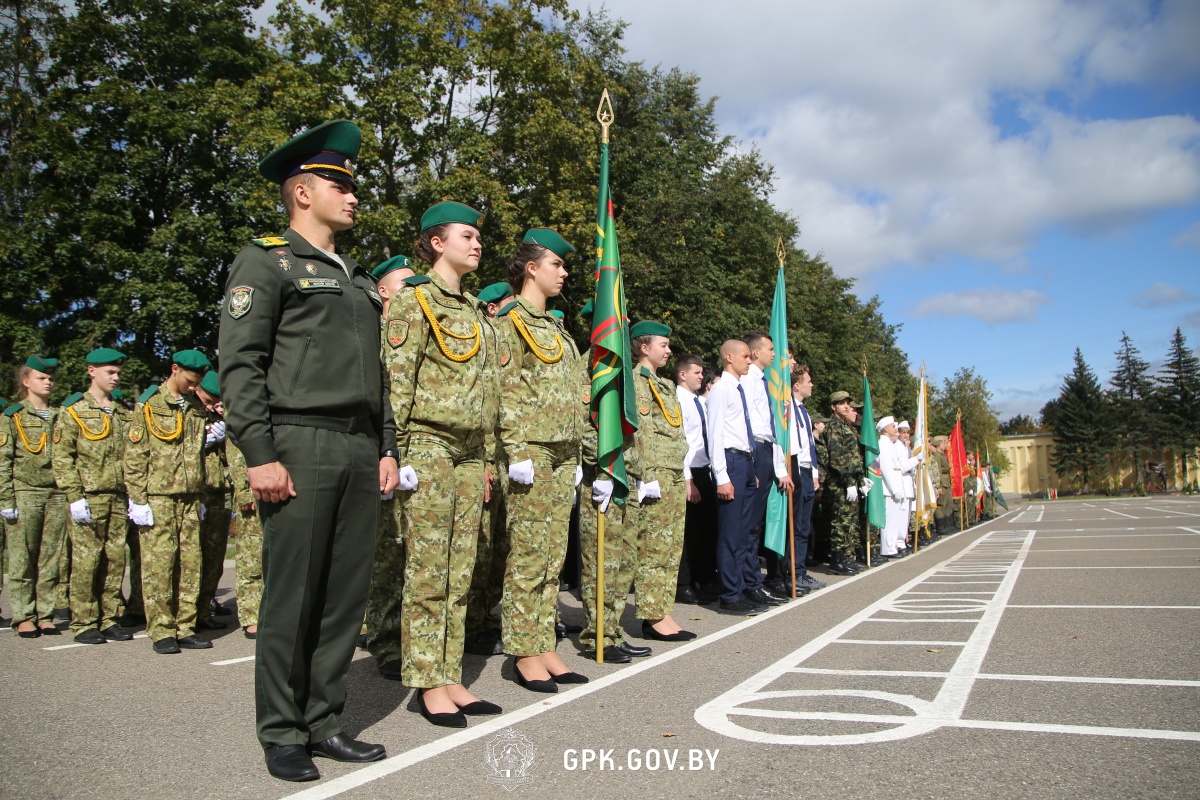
[[910, 289, 1048, 325], [1133, 281, 1198, 307], [1175, 220, 1200, 249]]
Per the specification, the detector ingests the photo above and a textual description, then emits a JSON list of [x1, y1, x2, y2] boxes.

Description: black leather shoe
[[581, 645, 631, 663], [550, 670, 589, 684], [210, 599, 234, 616], [827, 559, 855, 575], [196, 617, 228, 630], [641, 621, 696, 642], [717, 600, 760, 616], [152, 637, 181, 654], [675, 585, 701, 604], [311, 732, 386, 762], [417, 692, 468, 728], [379, 660, 403, 681], [74, 628, 106, 645], [554, 621, 568, 639], [38, 625, 62, 635], [513, 659, 558, 693], [265, 744, 319, 782], [458, 699, 503, 716], [177, 635, 213, 649], [16, 627, 41, 639], [465, 629, 503, 655], [242, 626, 258, 640], [617, 641, 651, 657], [101, 625, 133, 642], [746, 588, 787, 607]]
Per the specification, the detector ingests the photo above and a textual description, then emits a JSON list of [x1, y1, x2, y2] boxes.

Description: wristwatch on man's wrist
[[382, 449, 400, 461]]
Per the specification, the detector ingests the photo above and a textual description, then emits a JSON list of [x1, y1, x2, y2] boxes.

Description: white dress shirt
[[740, 364, 774, 440], [676, 385, 710, 480], [785, 399, 819, 481], [705, 372, 752, 485]]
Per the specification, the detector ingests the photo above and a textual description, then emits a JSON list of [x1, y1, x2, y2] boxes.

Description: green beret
[[829, 390, 851, 405], [172, 350, 211, 372], [371, 255, 414, 281], [110, 388, 125, 402], [420, 201, 484, 232], [580, 299, 594, 321], [86, 347, 127, 366], [199, 371, 220, 398], [476, 281, 513, 305], [258, 119, 362, 187], [630, 321, 671, 339], [25, 356, 58, 373], [549, 309, 564, 321], [523, 228, 575, 259]]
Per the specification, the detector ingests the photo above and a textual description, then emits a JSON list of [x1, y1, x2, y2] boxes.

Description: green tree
[[1045, 348, 1112, 492], [1154, 327, 1200, 487], [1000, 414, 1041, 435], [1107, 331, 1154, 491], [929, 367, 1007, 472]]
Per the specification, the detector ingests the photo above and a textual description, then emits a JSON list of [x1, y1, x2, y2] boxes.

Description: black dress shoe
[[457, 699, 503, 715], [550, 671, 589, 684], [177, 635, 213, 649], [581, 645, 631, 663], [827, 559, 855, 575], [74, 629, 106, 645], [379, 660, 403, 681], [265, 744, 319, 782], [513, 660, 558, 693], [101, 625, 133, 642], [417, 692, 468, 728], [243, 626, 258, 640], [717, 600, 760, 616], [210, 599, 234, 616], [152, 637, 181, 654], [641, 621, 696, 642], [554, 621, 568, 639], [675, 585, 701, 604], [38, 625, 62, 635], [196, 617, 228, 630], [560, 621, 582, 634], [746, 588, 787, 607], [16, 626, 41, 639], [311, 732, 386, 762], [617, 641, 651, 657]]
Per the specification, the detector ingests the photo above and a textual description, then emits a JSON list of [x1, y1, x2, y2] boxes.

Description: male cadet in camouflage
[[629, 321, 694, 642], [1, 356, 67, 636], [219, 120, 396, 779], [124, 349, 211, 654], [224, 421, 262, 638], [52, 348, 135, 644], [193, 370, 232, 632], [932, 435, 953, 536], [820, 391, 866, 575]]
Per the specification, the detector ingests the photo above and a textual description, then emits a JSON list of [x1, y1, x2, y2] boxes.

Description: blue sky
[[570, 0, 1200, 419]]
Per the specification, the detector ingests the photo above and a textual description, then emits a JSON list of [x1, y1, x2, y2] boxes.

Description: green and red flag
[[860, 375, 887, 529], [763, 265, 792, 556]]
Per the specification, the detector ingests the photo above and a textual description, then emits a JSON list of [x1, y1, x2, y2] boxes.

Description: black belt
[[271, 413, 376, 436], [725, 448, 754, 460]]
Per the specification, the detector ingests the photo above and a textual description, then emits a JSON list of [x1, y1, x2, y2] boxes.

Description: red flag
[[949, 419, 968, 499]]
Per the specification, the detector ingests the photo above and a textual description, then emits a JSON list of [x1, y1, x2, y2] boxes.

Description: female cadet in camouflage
[[629, 322, 695, 642], [388, 201, 502, 727], [0, 356, 67, 636], [495, 228, 586, 691], [819, 391, 867, 575]]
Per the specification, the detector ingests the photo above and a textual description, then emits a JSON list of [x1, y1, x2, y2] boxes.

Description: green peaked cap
[[172, 350, 211, 371], [199, 371, 220, 398], [580, 299, 594, 321], [523, 228, 575, 259], [258, 119, 361, 186], [476, 281, 513, 305], [420, 201, 484, 231], [629, 321, 671, 338], [371, 255, 414, 281], [25, 356, 58, 373], [86, 347, 127, 366]]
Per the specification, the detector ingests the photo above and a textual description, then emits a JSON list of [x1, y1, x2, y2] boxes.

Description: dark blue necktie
[[795, 400, 817, 467], [694, 397, 710, 458], [737, 383, 755, 458], [761, 374, 777, 440]]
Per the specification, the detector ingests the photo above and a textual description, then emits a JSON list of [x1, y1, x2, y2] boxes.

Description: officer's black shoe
[[242, 626, 258, 640], [717, 600, 761, 616], [379, 660, 404, 681], [746, 588, 787, 607], [210, 598, 234, 617], [763, 580, 789, 597], [311, 733, 386, 763], [465, 629, 504, 656], [196, 617, 228, 630], [560, 621, 583, 634], [177, 635, 213, 649], [617, 641, 652, 657], [152, 637, 181, 654], [39, 625, 61, 635], [675, 585, 701, 604], [551, 671, 590, 684], [458, 699, 503, 715], [581, 645, 631, 664], [265, 744, 319, 782], [101, 625, 133, 641], [827, 559, 855, 575], [74, 628, 106, 645], [513, 661, 559, 692]]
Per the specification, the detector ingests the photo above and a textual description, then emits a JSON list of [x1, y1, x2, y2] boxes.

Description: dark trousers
[[679, 467, 717, 588], [255, 425, 380, 748], [765, 458, 815, 582], [716, 450, 757, 604]]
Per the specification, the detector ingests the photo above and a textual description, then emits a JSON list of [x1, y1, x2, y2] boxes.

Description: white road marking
[[1007, 605, 1200, 610], [1032, 547, 1200, 552], [43, 633, 148, 651], [833, 639, 966, 646], [1106, 508, 1138, 518], [787, 667, 1200, 688], [1024, 565, 1200, 570], [212, 655, 256, 666], [1036, 531, 1198, 538], [1154, 507, 1200, 518]]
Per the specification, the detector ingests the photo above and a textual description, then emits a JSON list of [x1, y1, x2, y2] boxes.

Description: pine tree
[[1048, 349, 1112, 493], [1108, 331, 1155, 492], [1155, 328, 1200, 488]]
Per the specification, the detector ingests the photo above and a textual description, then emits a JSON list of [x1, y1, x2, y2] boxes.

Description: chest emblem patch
[[228, 286, 254, 319], [306, 263, 318, 275]]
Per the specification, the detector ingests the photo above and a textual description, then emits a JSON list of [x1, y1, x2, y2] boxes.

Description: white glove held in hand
[[508, 459, 535, 485], [381, 491, 394, 501], [1, 507, 18, 522], [846, 485, 859, 503], [575, 465, 583, 487], [129, 501, 154, 527], [859, 480, 873, 497], [398, 466, 419, 491], [70, 498, 92, 524], [592, 479, 614, 513], [641, 480, 662, 501], [205, 420, 226, 447], [199, 503, 207, 521]]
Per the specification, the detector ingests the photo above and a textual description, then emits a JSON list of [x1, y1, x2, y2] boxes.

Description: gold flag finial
[[776, 236, 786, 268], [597, 88, 615, 144]]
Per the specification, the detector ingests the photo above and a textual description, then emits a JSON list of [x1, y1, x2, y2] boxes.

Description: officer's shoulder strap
[[497, 299, 520, 317], [2, 402, 22, 417], [402, 274, 432, 286], [137, 385, 159, 404], [251, 236, 289, 248], [61, 392, 85, 408]]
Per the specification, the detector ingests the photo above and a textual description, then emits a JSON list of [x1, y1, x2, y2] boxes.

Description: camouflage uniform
[[0, 403, 67, 626], [632, 366, 688, 620], [933, 447, 953, 533], [820, 415, 864, 560], [466, 434, 508, 639], [51, 392, 131, 633], [226, 440, 262, 628], [387, 271, 498, 688], [365, 492, 405, 667], [496, 298, 581, 657], [197, 413, 231, 624], [123, 385, 207, 643]]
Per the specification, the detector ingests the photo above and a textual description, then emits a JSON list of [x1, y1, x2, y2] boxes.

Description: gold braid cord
[[13, 413, 47, 454], [143, 400, 183, 442], [68, 406, 111, 441], [511, 312, 564, 364], [647, 375, 682, 427], [415, 288, 481, 363]]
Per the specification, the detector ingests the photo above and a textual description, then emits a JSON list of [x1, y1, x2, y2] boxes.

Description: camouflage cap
[[829, 390, 851, 405]]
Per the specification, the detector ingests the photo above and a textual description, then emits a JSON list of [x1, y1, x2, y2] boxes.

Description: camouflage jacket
[[123, 385, 208, 502], [821, 416, 864, 487], [926, 448, 942, 491], [634, 365, 688, 479], [226, 440, 254, 509], [202, 412, 229, 495], [52, 392, 130, 501], [579, 347, 640, 482], [0, 403, 59, 505]]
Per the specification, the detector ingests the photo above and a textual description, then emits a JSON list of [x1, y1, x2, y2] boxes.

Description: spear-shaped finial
[[597, 88, 614, 144], [776, 235, 786, 268]]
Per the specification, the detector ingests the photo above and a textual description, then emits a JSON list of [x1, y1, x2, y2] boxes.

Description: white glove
[[1, 507, 18, 522], [199, 502, 207, 521], [592, 479, 614, 513], [575, 465, 583, 487], [129, 501, 154, 527], [916, 450, 926, 463], [860, 479, 873, 496], [70, 498, 93, 524], [508, 459, 535, 485], [381, 491, 394, 501], [846, 485, 859, 502], [205, 421, 226, 447], [398, 465, 419, 491], [642, 480, 662, 500]]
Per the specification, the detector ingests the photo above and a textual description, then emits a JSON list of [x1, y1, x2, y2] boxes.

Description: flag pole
[[862, 360, 871, 569], [777, 237, 797, 598], [594, 89, 614, 664]]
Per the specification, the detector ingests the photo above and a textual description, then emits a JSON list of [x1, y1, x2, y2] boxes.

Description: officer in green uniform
[[193, 370, 232, 632], [219, 120, 396, 780], [124, 349, 211, 653], [52, 348, 135, 644], [819, 391, 866, 575], [1, 356, 67, 636]]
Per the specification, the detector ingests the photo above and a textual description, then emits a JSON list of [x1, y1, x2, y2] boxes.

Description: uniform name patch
[[387, 319, 409, 348], [228, 286, 254, 319], [297, 278, 340, 290]]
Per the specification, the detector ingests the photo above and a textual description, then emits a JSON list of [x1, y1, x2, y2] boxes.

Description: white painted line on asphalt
[[1155, 507, 1200, 518], [1181, 528, 1200, 535], [1036, 531, 1197, 538], [1033, 547, 1200, 552], [212, 655, 256, 666], [833, 639, 966, 646], [43, 633, 148, 651], [1007, 605, 1200, 610], [1106, 508, 1138, 518], [906, 591, 996, 594], [787, 667, 1200, 688], [1025, 565, 1200, 570]]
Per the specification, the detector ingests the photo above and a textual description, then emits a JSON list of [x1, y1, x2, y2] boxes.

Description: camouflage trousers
[[634, 469, 685, 620], [58, 528, 71, 610], [139, 494, 202, 643], [7, 488, 67, 625], [365, 495, 405, 668], [578, 472, 639, 650], [234, 506, 263, 629], [401, 432, 484, 688], [68, 492, 128, 633], [198, 491, 231, 623], [502, 440, 577, 656], [124, 520, 143, 616], [825, 486, 859, 557], [466, 475, 507, 638]]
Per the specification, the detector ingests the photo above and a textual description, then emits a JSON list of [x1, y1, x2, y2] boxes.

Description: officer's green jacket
[[496, 297, 581, 465], [218, 229, 397, 467], [633, 365, 687, 481], [51, 392, 130, 502], [820, 416, 864, 489], [935, 450, 951, 494], [0, 403, 59, 507], [123, 386, 207, 503]]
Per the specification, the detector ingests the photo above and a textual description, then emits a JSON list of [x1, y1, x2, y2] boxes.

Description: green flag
[[589, 137, 638, 503], [987, 443, 1008, 510], [763, 266, 791, 557], [860, 375, 887, 529]]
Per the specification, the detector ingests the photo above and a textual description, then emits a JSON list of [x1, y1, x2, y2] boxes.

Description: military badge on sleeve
[[0, 431, 7, 446], [387, 319, 409, 348], [499, 341, 511, 366], [228, 286, 254, 319]]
